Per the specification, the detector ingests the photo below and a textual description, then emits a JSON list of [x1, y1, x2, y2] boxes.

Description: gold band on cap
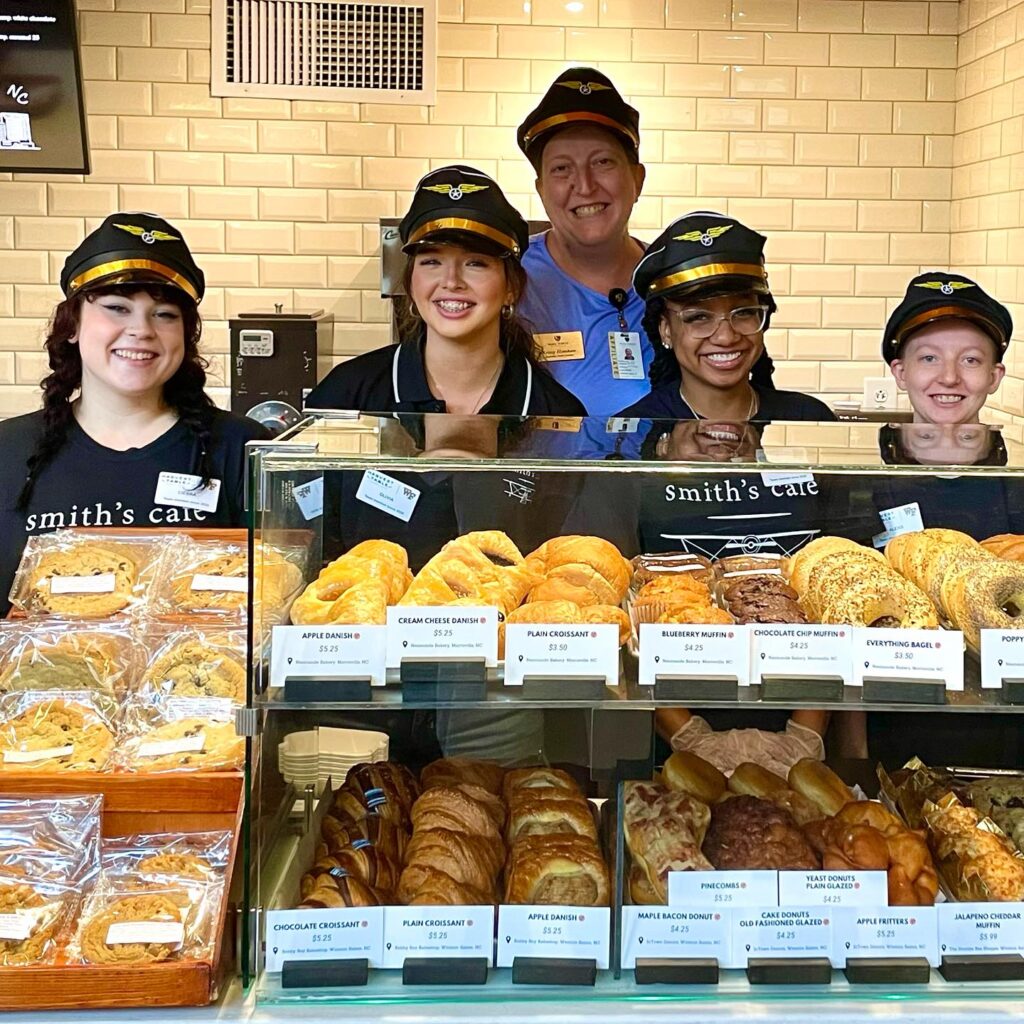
[[407, 217, 520, 256], [648, 262, 767, 297], [523, 111, 639, 149], [896, 305, 1006, 350], [69, 259, 199, 302]]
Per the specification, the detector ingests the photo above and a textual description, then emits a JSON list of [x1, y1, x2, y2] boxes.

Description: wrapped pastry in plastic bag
[[0, 873, 78, 966], [9, 530, 185, 621], [923, 793, 1024, 902], [138, 626, 246, 704], [669, 713, 824, 778], [0, 691, 118, 772], [160, 540, 250, 617], [0, 794, 102, 884], [0, 621, 139, 698], [102, 830, 233, 879], [114, 693, 243, 773], [72, 873, 222, 965]]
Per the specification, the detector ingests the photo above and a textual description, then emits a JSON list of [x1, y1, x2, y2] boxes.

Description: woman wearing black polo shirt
[[0, 214, 269, 613], [306, 165, 585, 418]]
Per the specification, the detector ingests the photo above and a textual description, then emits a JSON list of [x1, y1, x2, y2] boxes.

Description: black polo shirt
[[306, 340, 587, 416], [617, 381, 835, 421]]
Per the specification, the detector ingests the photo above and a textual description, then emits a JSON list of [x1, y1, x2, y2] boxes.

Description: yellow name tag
[[534, 417, 582, 433], [534, 331, 585, 361]]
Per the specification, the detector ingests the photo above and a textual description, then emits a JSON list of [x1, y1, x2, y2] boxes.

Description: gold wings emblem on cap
[[916, 280, 973, 296], [557, 80, 611, 96], [674, 223, 733, 248], [114, 223, 179, 245], [424, 182, 489, 202]]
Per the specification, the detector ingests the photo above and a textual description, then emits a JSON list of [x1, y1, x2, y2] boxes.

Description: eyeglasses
[[665, 305, 768, 339]]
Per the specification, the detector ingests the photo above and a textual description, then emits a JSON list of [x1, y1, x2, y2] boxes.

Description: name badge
[[292, 477, 324, 520], [155, 471, 221, 512], [355, 470, 420, 522], [873, 501, 924, 548], [534, 331, 584, 362], [608, 331, 645, 380]]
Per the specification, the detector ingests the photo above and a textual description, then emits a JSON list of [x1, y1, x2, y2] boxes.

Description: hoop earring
[[501, 303, 515, 320], [408, 302, 421, 320]]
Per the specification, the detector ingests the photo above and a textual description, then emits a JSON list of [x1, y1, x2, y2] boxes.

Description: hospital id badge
[[608, 331, 645, 380]]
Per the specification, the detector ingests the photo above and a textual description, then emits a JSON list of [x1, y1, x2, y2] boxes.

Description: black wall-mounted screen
[[0, 0, 89, 173]]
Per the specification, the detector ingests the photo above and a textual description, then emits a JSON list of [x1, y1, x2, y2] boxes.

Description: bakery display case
[[244, 412, 1024, 1008]]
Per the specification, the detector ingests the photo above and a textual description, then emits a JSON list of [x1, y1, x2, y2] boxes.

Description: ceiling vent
[[212, 0, 436, 103]]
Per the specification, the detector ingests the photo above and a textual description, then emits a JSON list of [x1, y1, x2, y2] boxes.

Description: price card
[[381, 906, 494, 968], [732, 908, 832, 966], [386, 607, 498, 669], [271, 625, 387, 687], [638, 623, 750, 687], [980, 629, 1024, 689], [833, 906, 938, 967], [50, 574, 116, 595], [759, 470, 816, 489], [355, 470, 420, 522], [620, 907, 731, 968], [497, 906, 610, 969], [779, 871, 887, 908], [668, 870, 778, 908], [265, 907, 384, 972], [938, 902, 1024, 957], [503, 623, 619, 686], [751, 625, 852, 684], [853, 627, 963, 690]]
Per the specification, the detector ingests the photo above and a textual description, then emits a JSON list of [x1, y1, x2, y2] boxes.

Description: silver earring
[[501, 303, 515, 320]]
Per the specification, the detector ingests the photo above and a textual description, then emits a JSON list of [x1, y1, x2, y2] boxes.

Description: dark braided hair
[[17, 283, 212, 512]]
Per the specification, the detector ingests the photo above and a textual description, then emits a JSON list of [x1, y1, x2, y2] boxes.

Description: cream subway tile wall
[[0, 0, 1015, 414]]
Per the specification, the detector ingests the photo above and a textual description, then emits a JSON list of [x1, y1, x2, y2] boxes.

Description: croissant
[[342, 761, 421, 816], [330, 787, 406, 827], [302, 847, 400, 898], [525, 536, 631, 606], [300, 877, 383, 909], [421, 757, 506, 795], [982, 534, 1024, 561], [578, 604, 631, 645], [397, 864, 494, 906], [505, 835, 610, 906], [321, 814, 409, 862], [410, 787, 505, 846], [400, 830, 501, 898]]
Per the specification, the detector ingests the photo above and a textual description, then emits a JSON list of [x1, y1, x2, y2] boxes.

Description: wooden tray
[[0, 771, 243, 1010]]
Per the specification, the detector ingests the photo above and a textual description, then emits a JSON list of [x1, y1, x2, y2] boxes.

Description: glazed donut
[[804, 549, 890, 620], [788, 537, 864, 596], [820, 577, 938, 630], [945, 560, 1024, 651]]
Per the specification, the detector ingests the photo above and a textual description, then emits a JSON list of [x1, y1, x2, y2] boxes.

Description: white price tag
[[503, 623, 618, 686], [497, 906, 610, 969], [853, 627, 963, 690], [732, 908, 832, 966], [265, 907, 384, 972], [381, 906, 494, 968], [155, 471, 222, 512], [833, 906, 938, 967], [3, 745, 74, 764], [668, 870, 778, 908], [292, 477, 324, 520], [872, 502, 924, 548], [620, 907, 730, 968], [752, 625, 852, 685], [386, 607, 498, 669], [980, 629, 1024, 689], [138, 732, 206, 758], [938, 903, 1024, 957], [779, 871, 887, 908], [0, 912, 34, 940], [106, 921, 184, 947], [163, 697, 235, 721], [355, 470, 420, 522], [608, 331, 645, 380], [191, 574, 248, 593], [638, 623, 750, 687], [271, 625, 387, 687], [49, 573, 116, 595], [759, 470, 816, 489]]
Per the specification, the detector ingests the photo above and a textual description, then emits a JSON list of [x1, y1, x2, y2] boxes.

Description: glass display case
[[244, 412, 1024, 1008]]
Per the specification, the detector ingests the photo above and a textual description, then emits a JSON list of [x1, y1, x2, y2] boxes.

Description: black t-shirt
[[617, 381, 835, 421], [306, 340, 587, 417], [0, 408, 270, 613]]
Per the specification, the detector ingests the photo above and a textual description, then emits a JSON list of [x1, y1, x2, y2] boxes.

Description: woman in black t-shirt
[[0, 214, 269, 611]]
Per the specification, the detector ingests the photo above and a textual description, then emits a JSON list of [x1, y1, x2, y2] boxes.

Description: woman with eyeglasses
[[617, 212, 833, 422]]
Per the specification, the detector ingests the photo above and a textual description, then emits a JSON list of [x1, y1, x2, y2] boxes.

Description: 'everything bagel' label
[[853, 627, 963, 689]]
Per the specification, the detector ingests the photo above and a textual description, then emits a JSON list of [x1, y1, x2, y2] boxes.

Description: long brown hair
[[16, 284, 214, 511], [396, 244, 541, 365]]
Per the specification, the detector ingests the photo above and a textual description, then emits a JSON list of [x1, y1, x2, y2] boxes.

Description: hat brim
[[401, 222, 519, 258], [889, 306, 1007, 362], [67, 259, 200, 303], [523, 112, 639, 155]]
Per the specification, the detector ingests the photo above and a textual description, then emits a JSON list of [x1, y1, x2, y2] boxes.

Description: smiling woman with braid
[[0, 214, 269, 613]]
